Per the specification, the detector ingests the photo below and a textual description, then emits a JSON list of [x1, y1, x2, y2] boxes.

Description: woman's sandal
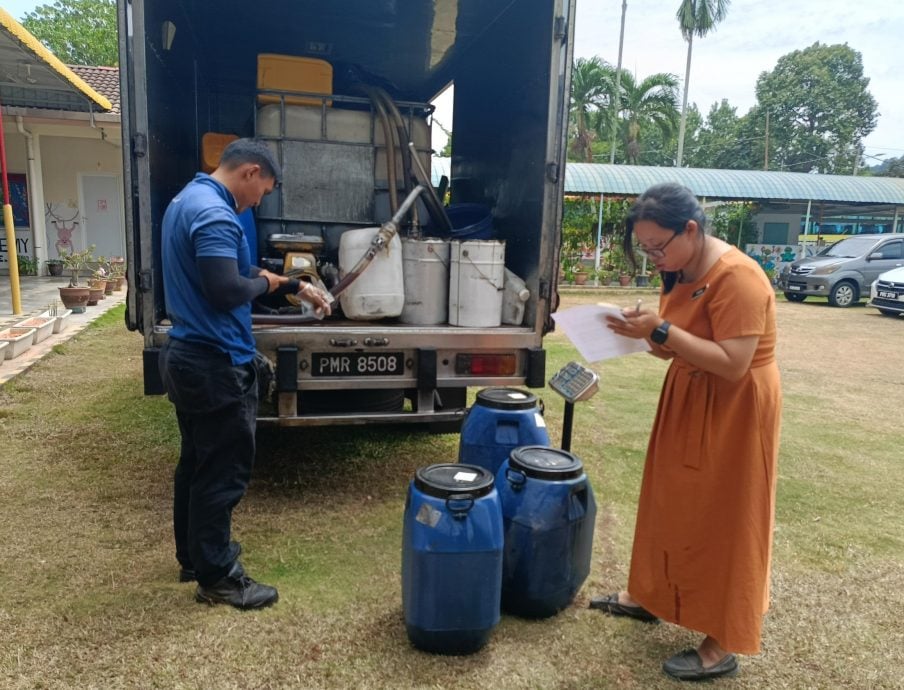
[[588, 592, 659, 623]]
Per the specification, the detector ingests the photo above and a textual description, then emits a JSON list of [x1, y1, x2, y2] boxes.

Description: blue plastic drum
[[496, 446, 597, 618], [401, 463, 504, 655], [458, 388, 550, 475]]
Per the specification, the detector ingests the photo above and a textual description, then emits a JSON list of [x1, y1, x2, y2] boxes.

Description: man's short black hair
[[219, 138, 282, 184]]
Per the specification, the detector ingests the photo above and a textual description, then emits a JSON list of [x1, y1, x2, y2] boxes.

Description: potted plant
[[573, 265, 589, 286], [46, 258, 65, 277], [562, 264, 576, 284], [58, 245, 95, 313], [108, 256, 126, 290], [89, 254, 109, 300], [17, 254, 39, 276]]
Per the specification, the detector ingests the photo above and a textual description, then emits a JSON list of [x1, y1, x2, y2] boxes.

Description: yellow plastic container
[[257, 54, 333, 107], [201, 132, 238, 173]]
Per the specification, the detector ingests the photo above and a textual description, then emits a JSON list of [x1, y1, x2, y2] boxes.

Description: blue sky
[[578, 0, 904, 164], [5, 1, 901, 164]]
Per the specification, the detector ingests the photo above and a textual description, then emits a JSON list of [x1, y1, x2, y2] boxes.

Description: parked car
[[778, 233, 904, 307], [868, 265, 904, 317]]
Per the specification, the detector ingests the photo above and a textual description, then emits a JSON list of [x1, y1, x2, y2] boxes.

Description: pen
[[635, 298, 643, 315]]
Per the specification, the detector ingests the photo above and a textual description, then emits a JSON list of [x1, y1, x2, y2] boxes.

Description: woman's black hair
[[622, 182, 707, 294]]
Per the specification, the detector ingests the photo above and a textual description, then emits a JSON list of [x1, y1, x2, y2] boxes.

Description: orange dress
[[627, 247, 782, 654]]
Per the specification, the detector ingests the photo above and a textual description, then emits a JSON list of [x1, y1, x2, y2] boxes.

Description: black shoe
[[178, 541, 242, 582], [662, 649, 739, 681], [195, 562, 279, 610], [589, 592, 659, 623]]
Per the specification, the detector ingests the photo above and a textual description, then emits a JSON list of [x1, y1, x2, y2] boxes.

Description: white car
[[868, 266, 904, 317]]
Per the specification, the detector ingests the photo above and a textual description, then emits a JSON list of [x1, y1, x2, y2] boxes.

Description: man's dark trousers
[[159, 338, 257, 586]]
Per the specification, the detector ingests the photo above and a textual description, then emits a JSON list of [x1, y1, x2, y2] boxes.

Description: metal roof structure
[[432, 158, 904, 215], [0, 7, 110, 113]]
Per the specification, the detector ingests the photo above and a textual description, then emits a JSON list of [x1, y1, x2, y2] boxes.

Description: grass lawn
[[1, 295, 901, 689]]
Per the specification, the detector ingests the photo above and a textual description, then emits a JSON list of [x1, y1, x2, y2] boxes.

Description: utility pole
[[609, 0, 628, 165]]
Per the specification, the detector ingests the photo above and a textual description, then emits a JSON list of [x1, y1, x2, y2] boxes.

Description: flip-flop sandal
[[588, 592, 659, 623]]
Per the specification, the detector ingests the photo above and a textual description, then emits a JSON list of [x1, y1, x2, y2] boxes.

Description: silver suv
[[779, 233, 904, 307]]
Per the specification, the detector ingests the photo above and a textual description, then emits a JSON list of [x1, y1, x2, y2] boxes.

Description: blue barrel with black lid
[[496, 446, 597, 618], [401, 463, 503, 655], [458, 387, 550, 476]]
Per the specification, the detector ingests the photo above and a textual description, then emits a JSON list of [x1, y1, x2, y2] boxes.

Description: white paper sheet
[[551, 303, 652, 362]]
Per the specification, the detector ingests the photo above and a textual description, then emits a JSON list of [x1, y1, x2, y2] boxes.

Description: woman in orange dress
[[590, 183, 782, 681]]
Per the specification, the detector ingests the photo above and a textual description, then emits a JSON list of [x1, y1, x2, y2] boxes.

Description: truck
[[118, 0, 575, 429]]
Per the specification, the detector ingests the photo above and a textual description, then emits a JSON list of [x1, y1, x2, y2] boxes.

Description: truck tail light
[[455, 353, 517, 376]]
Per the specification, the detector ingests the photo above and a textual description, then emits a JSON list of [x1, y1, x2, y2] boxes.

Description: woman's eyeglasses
[[635, 232, 678, 259]]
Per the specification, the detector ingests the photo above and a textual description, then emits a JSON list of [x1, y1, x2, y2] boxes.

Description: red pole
[[0, 98, 23, 314]]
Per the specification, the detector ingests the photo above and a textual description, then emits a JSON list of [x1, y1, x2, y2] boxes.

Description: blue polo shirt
[[161, 173, 256, 365]]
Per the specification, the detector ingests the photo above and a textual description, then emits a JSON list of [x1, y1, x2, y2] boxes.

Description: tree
[[21, 0, 117, 67], [755, 42, 877, 174], [674, 0, 730, 167], [877, 156, 904, 178], [615, 71, 680, 165], [684, 99, 760, 170], [569, 57, 613, 162]]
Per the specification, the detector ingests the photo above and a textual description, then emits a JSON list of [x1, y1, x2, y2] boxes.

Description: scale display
[[548, 361, 599, 404]]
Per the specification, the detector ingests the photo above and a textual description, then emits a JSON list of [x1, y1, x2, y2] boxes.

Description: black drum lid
[[509, 446, 583, 480], [474, 387, 538, 411], [414, 463, 495, 498]]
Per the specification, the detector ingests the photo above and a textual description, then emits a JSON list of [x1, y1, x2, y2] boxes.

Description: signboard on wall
[[0, 174, 32, 268], [0, 229, 34, 266]]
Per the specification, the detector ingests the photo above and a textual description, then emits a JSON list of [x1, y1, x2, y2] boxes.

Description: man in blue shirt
[[159, 138, 330, 609]]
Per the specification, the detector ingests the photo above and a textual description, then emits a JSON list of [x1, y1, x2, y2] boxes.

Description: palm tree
[[615, 71, 680, 165], [569, 56, 612, 162], [675, 0, 730, 167]]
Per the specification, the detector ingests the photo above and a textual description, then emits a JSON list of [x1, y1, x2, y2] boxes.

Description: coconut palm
[[675, 0, 730, 166], [614, 71, 680, 165], [569, 56, 612, 162]]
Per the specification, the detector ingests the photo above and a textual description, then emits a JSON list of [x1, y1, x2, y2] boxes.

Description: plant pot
[[618, 274, 633, 286], [573, 272, 589, 285], [15, 316, 55, 344], [41, 308, 73, 333], [89, 279, 107, 300], [0, 327, 37, 359], [111, 275, 125, 291], [103, 280, 115, 295], [634, 274, 650, 287], [59, 286, 90, 314], [87, 286, 104, 306], [47, 262, 64, 277]]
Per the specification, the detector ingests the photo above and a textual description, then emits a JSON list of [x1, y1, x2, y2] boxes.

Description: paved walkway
[[0, 275, 127, 386]]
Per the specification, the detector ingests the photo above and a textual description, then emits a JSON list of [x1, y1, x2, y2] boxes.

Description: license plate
[[788, 285, 802, 291], [878, 290, 902, 300], [312, 352, 404, 377]]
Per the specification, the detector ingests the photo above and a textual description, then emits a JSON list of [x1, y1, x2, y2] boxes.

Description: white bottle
[[501, 268, 530, 325]]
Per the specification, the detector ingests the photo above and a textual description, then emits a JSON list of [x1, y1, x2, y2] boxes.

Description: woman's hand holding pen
[[605, 301, 662, 341]]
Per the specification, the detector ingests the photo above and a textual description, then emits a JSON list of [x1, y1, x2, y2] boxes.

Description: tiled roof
[[68, 65, 120, 114], [0, 7, 111, 111]]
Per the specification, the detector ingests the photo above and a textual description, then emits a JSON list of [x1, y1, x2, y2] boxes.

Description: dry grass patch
[[1, 297, 902, 689]]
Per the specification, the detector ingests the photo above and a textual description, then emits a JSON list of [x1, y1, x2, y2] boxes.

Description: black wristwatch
[[650, 320, 671, 345]]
